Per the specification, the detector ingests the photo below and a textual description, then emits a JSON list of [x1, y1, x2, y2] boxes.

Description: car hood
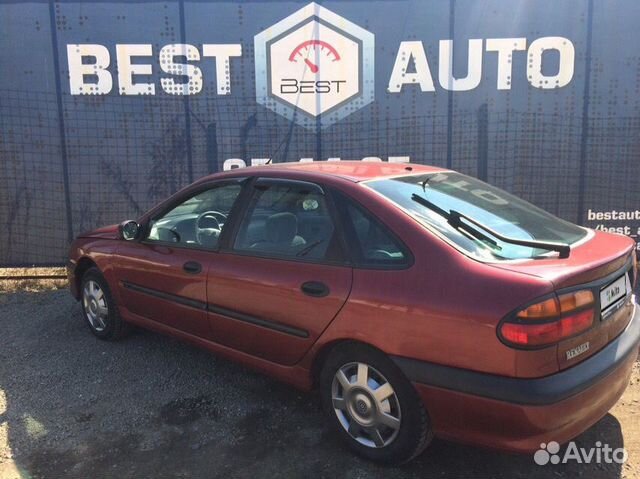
[[77, 224, 120, 240], [488, 229, 635, 289]]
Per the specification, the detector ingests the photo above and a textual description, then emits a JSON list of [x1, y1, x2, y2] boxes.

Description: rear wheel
[[80, 267, 130, 340], [320, 343, 433, 464]]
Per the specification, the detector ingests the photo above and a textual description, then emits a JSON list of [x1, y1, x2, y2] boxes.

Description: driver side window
[[147, 182, 242, 250]]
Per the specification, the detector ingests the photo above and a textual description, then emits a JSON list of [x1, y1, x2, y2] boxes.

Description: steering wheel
[[195, 211, 227, 246]]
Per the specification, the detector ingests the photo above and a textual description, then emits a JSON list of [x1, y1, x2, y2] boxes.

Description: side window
[[233, 180, 341, 261], [147, 182, 242, 250], [337, 193, 410, 268]]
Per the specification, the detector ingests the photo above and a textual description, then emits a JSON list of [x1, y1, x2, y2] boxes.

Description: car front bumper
[[392, 300, 640, 452]]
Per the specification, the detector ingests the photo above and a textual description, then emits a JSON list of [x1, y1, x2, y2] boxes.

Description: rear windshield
[[365, 172, 587, 261]]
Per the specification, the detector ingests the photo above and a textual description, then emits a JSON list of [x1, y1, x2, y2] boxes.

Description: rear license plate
[[600, 273, 630, 315]]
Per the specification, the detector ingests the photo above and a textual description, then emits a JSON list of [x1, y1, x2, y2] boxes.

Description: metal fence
[[1, 0, 639, 267], [1, 86, 638, 265]]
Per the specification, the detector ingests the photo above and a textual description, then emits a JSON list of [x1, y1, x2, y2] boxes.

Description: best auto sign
[[66, 2, 575, 129]]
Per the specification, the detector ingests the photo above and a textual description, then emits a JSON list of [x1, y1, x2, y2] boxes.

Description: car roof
[[202, 160, 448, 183]]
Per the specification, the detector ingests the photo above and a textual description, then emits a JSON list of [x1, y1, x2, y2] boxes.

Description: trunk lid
[[493, 229, 636, 370], [490, 230, 634, 289]]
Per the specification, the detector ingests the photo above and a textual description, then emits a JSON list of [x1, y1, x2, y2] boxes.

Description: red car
[[68, 161, 639, 463]]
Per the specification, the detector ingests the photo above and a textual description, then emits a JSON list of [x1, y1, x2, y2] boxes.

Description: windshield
[[365, 172, 587, 261]]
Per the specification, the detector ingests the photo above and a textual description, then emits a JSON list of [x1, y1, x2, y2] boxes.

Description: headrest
[[266, 212, 298, 243]]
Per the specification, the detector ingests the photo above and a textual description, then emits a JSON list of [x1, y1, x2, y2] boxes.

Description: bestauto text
[[66, 37, 575, 96]]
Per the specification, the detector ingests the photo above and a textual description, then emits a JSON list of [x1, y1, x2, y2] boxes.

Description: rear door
[[206, 178, 352, 365], [114, 179, 245, 338]]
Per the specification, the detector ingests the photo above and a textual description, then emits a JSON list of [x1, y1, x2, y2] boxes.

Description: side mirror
[[119, 220, 141, 241]]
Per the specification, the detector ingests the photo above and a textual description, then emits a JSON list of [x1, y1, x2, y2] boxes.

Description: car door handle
[[183, 261, 202, 274], [301, 281, 329, 298]]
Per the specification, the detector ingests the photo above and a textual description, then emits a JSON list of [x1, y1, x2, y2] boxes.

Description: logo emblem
[[534, 442, 561, 465], [254, 2, 374, 129], [565, 342, 589, 360]]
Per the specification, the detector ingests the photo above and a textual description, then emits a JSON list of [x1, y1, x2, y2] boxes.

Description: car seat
[[250, 212, 306, 253]]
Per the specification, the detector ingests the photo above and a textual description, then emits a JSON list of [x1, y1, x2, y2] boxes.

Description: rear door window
[[233, 179, 343, 263]]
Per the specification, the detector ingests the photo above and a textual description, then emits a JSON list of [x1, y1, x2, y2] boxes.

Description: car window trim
[[219, 248, 351, 268], [254, 177, 325, 195], [216, 177, 256, 251]]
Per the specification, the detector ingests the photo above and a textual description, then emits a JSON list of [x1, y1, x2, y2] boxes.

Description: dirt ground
[[0, 287, 638, 479], [0, 269, 66, 294]]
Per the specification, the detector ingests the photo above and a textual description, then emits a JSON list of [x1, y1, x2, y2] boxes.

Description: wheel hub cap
[[331, 362, 402, 448], [348, 391, 374, 424], [82, 280, 108, 332]]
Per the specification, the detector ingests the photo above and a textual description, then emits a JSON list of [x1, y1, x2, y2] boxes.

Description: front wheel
[[320, 343, 433, 464], [80, 267, 131, 340]]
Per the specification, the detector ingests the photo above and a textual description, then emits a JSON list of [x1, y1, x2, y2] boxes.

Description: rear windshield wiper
[[411, 194, 570, 258], [411, 194, 500, 250]]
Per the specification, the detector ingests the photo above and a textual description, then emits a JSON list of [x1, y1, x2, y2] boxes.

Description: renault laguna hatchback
[[68, 161, 639, 463]]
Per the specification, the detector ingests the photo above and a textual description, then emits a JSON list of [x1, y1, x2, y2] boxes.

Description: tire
[[319, 343, 433, 464], [79, 267, 131, 340]]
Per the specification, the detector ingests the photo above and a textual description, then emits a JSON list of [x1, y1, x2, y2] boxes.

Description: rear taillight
[[499, 290, 595, 348]]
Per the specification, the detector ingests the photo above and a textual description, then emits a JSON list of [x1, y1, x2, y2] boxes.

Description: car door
[[114, 179, 245, 338], [206, 177, 353, 365]]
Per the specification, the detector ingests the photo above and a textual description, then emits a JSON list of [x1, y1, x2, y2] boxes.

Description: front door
[[114, 180, 245, 338], [207, 178, 352, 365]]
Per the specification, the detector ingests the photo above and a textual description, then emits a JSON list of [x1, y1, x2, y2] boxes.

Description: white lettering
[[116, 44, 154, 95], [160, 44, 203, 95], [223, 158, 246, 170], [388, 156, 411, 163], [250, 158, 271, 166], [486, 38, 527, 90], [527, 37, 575, 89], [67, 44, 113, 95], [388, 41, 435, 93], [439, 39, 483, 91], [202, 44, 242, 95]]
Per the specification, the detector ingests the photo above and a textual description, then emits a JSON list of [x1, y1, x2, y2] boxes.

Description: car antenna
[[265, 158, 272, 165], [421, 177, 430, 192]]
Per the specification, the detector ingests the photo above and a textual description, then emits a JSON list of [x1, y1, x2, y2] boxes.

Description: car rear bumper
[[392, 300, 640, 452]]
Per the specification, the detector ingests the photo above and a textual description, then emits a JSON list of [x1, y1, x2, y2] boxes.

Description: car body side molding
[[121, 281, 309, 339], [122, 281, 207, 310]]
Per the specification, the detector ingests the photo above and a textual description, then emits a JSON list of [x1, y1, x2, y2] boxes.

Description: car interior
[[234, 184, 339, 260], [146, 179, 407, 265], [147, 183, 242, 249]]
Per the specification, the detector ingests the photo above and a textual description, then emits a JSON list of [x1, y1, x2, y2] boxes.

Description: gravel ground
[[0, 289, 638, 479]]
